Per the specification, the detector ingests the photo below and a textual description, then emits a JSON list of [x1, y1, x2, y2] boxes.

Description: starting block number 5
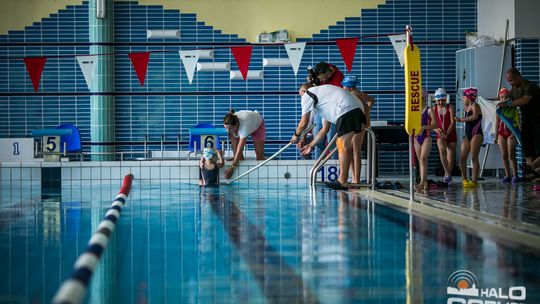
[[42, 136, 60, 153], [201, 135, 216, 149]]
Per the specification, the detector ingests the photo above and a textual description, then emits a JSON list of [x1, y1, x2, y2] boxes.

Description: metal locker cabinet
[[455, 45, 513, 173]]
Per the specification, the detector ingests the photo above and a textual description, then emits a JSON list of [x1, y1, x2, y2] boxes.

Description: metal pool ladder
[[309, 128, 376, 190]]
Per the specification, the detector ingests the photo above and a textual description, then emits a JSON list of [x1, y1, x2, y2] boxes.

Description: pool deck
[[356, 177, 540, 251]]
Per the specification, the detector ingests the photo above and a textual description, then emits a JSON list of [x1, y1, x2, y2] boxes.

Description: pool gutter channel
[[356, 189, 540, 252]]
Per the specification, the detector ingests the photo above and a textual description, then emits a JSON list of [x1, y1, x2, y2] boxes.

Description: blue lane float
[[52, 174, 134, 304]]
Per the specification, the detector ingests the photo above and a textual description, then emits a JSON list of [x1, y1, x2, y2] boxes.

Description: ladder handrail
[[366, 128, 376, 190], [309, 128, 376, 189], [309, 134, 339, 187]]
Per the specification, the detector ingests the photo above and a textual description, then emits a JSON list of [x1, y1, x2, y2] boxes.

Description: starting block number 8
[[201, 135, 216, 149], [318, 166, 339, 182]]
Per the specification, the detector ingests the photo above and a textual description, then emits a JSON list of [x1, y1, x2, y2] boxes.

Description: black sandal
[[325, 181, 348, 190]]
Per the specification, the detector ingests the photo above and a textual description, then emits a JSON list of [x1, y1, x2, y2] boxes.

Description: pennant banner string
[[0, 32, 405, 61]]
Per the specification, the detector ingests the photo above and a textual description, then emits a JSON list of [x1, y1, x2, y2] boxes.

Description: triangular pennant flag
[[179, 50, 201, 84], [128, 52, 150, 86], [284, 42, 306, 75], [231, 46, 253, 80], [76, 55, 98, 90], [389, 34, 407, 67], [336, 38, 358, 72], [23, 57, 47, 92]]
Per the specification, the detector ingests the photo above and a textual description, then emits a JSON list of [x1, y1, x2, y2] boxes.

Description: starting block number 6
[[201, 135, 216, 149]]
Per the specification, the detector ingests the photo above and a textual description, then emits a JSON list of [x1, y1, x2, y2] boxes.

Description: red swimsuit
[[434, 105, 457, 143], [498, 120, 512, 139]]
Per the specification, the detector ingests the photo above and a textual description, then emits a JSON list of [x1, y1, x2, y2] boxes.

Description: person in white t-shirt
[[292, 83, 366, 188], [223, 109, 266, 178]]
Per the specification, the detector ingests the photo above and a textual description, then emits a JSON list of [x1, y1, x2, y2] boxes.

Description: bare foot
[[337, 179, 349, 188]]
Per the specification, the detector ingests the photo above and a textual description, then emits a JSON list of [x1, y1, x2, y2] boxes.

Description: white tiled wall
[[0, 159, 353, 188]]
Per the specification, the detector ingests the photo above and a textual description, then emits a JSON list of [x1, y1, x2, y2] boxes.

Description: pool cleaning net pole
[[52, 174, 134, 304], [226, 124, 315, 184]]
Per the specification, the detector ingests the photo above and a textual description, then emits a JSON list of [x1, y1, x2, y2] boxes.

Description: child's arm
[[460, 104, 481, 122], [495, 115, 501, 143], [216, 150, 225, 168], [447, 104, 456, 134], [427, 108, 438, 131], [198, 157, 204, 185]]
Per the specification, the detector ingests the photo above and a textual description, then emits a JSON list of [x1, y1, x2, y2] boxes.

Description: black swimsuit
[[464, 108, 483, 141], [199, 165, 220, 186]]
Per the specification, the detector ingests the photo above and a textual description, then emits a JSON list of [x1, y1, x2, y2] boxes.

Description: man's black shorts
[[336, 108, 365, 137]]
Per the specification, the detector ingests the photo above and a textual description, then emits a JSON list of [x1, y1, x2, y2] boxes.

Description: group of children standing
[[414, 86, 518, 191]]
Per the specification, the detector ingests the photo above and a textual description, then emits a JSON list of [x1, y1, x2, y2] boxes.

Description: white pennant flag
[[284, 42, 306, 75], [179, 50, 201, 84], [388, 34, 407, 67], [76, 55, 97, 90]]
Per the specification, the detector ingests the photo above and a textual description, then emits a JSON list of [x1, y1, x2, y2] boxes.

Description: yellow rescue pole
[[403, 26, 422, 202]]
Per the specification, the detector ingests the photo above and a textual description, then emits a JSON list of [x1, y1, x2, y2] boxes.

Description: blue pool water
[[1, 181, 539, 303]]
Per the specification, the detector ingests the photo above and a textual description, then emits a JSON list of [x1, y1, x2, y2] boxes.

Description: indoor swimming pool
[[1, 181, 539, 303]]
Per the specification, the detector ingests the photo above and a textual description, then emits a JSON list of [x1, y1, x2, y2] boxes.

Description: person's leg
[[253, 140, 265, 160], [437, 139, 451, 178], [498, 136, 510, 178], [250, 121, 266, 161], [420, 137, 432, 190], [470, 135, 483, 183], [530, 155, 540, 169], [447, 142, 457, 179], [351, 131, 364, 184], [414, 137, 424, 191], [327, 123, 338, 159], [336, 132, 354, 185], [312, 114, 325, 159], [460, 138, 470, 182], [507, 136, 518, 178]]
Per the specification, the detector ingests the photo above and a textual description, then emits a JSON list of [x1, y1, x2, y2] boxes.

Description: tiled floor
[[377, 177, 540, 230]]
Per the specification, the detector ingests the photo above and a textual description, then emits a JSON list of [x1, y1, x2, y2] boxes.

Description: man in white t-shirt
[[291, 83, 365, 188]]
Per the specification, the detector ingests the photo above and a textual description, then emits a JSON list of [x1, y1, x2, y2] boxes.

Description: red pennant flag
[[24, 57, 47, 92], [336, 38, 358, 72], [128, 52, 150, 86], [231, 46, 253, 80]]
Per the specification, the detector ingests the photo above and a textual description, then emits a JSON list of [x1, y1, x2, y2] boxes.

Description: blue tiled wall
[[0, 0, 477, 173], [515, 39, 540, 84]]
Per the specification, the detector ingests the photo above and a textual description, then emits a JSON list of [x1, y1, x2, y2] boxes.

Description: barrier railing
[[52, 174, 134, 304]]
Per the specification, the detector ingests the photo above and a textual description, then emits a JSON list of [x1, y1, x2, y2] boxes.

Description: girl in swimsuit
[[432, 88, 457, 183], [414, 89, 437, 191], [198, 148, 225, 186], [457, 88, 483, 188], [495, 88, 519, 183]]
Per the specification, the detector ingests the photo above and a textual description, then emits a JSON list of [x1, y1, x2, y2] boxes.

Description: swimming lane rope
[[52, 174, 134, 304]]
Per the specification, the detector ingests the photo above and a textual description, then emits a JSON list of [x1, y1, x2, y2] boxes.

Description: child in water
[[199, 148, 225, 186]]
